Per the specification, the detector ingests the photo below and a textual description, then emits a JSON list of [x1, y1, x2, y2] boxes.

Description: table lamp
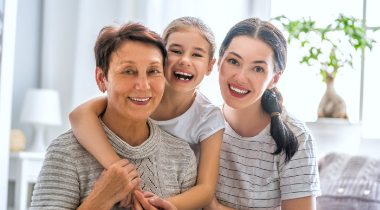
[[20, 89, 62, 152]]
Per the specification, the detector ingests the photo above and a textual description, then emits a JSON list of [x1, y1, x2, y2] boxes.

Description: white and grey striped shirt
[[215, 111, 321, 210]]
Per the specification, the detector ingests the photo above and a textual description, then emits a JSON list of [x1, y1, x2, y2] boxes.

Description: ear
[[206, 59, 216, 76], [96, 67, 107, 93], [267, 71, 282, 89]]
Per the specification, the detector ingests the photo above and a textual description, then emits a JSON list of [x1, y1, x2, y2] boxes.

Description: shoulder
[[193, 91, 224, 124], [281, 109, 312, 141], [46, 129, 89, 160], [280, 110, 317, 161]]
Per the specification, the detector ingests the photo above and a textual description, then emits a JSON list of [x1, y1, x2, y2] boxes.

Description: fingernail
[[150, 198, 155, 203]]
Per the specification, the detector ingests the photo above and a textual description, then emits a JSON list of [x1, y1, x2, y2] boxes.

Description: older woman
[[30, 23, 197, 210]]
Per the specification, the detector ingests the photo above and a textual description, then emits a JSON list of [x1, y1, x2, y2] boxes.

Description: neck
[[101, 107, 149, 147], [224, 99, 270, 137], [151, 83, 196, 120]]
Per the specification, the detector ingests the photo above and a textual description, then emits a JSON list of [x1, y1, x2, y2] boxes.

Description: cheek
[[150, 77, 165, 95], [165, 56, 176, 69], [218, 64, 232, 82]]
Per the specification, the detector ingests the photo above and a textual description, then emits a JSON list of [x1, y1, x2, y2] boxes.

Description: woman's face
[[218, 36, 281, 110], [98, 41, 165, 121], [164, 28, 215, 92]]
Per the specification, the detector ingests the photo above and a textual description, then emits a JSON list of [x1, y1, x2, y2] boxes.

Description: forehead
[[167, 28, 209, 48], [110, 41, 163, 64], [227, 36, 274, 60]]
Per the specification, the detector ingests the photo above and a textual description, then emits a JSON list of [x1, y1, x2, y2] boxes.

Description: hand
[[118, 184, 143, 208], [82, 159, 141, 209], [133, 191, 177, 210], [204, 196, 220, 210]]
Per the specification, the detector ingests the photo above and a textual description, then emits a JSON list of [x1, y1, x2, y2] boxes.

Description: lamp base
[[27, 124, 46, 153]]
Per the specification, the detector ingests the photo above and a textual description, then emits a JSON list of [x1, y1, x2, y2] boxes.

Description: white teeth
[[229, 85, 248, 94], [129, 97, 150, 102], [175, 71, 193, 77], [179, 78, 185, 80]]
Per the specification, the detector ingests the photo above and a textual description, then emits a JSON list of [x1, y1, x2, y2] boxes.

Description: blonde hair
[[162, 16, 216, 61]]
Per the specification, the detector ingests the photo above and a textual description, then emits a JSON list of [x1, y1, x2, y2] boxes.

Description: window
[[271, 0, 380, 139]]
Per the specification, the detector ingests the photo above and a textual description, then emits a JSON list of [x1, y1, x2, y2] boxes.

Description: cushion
[[317, 153, 380, 210]]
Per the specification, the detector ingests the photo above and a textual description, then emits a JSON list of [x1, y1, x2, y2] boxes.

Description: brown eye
[[228, 59, 239, 65], [171, 50, 181, 54]]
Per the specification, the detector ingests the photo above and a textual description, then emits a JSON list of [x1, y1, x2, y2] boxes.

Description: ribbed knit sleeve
[[180, 151, 197, 193], [30, 131, 80, 210]]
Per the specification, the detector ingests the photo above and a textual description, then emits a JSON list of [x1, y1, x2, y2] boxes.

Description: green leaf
[[320, 69, 327, 83]]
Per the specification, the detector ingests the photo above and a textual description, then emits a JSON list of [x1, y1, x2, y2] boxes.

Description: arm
[[281, 196, 316, 210], [164, 129, 224, 210], [69, 96, 120, 169], [204, 196, 235, 210]]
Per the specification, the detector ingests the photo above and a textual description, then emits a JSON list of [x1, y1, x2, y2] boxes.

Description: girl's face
[[164, 28, 215, 92], [218, 36, 281, 110]]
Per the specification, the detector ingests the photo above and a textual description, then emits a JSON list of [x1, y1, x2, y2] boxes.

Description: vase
[[317, 73, 348, 118], [10, 129, 26, 152]]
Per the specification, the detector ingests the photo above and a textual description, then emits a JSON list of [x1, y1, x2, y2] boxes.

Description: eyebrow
[[120, 60, 162, 65], [228, 51, 268, 65], [253, 60, 268, 65], [120, 60, 135, 64], [169, 43, 207, 53]]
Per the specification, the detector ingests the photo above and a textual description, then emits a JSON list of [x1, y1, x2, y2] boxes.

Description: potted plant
[[272, 14, 377, 156], [273, 14, 376, 118]]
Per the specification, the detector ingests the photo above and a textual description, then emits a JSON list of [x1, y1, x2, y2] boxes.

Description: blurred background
[[1, 0, 379, 209]]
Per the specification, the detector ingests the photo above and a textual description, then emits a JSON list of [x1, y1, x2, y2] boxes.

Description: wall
[[40, 0, 79, 143], [11, 0, 42, 149], [1, 0, 18, 208]]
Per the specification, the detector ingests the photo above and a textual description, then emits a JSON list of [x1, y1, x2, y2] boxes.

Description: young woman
[[69, 17, 224, 209], [205, 18, 321, 210]]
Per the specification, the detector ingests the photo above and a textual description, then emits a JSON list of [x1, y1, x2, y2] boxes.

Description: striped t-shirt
[[215, 111, 321, 210]]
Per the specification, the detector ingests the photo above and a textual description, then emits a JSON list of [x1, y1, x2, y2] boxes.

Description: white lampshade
[[20, 89, 62, 125]]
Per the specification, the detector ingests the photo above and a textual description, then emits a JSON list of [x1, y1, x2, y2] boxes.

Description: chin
[[222, 93, 260, 111]]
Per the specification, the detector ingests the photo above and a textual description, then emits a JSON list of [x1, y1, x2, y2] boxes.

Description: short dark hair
[[94, 22, 167, 79]]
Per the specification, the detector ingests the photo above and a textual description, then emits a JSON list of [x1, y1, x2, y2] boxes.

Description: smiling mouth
[[128, 97, 151, 102], [173, 71, 194, 81], [228, 84, 251, 95]]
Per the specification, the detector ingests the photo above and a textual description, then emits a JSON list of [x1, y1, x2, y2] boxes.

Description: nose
[[234, 68, 248, 84], [179, 54, 191, 67], [135, 74, 150, 91]]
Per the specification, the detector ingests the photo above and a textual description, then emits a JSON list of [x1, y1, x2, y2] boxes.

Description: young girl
[[69, 17, 225, 209], [205, 18, 321, 210]]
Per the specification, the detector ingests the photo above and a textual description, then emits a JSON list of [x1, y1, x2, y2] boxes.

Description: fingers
[[118, 194, 133, 208], [149, 197, 175, 210], [117, 159, 130, 167], [133, 196, 144, 210], [142, 191, 156, 198], [129, 169, 139, 180], [135, 190, 158, 210], [135, 184, 143, 193]]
